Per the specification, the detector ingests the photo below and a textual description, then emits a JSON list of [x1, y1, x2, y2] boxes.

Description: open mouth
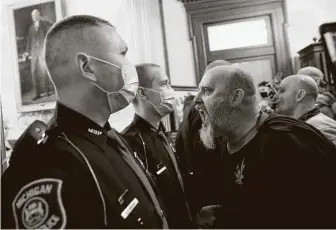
[[274, 102, 280, 111], [196, 106, 209, 124]]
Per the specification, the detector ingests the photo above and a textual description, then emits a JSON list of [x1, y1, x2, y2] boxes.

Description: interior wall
[[161, 0, 196, 87], [1, 0, 166, 139], [162, 0, 336, 87], [4, 0, 336, 139], [287, 0, 336, 57]]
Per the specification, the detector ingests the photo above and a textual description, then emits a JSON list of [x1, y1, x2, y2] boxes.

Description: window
[[207, 18, 269, 51]]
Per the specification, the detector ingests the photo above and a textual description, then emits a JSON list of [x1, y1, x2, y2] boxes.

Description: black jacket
[[216, 113, 336, 228], [122, 114, 192, 228], [1, 104, 167, 229], [175, 105, 228, 218]]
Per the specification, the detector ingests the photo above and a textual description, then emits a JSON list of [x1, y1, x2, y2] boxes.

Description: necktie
[[158, 131, 192, 220], [158, 131, 184, 190], [108, 130, 168, 229]]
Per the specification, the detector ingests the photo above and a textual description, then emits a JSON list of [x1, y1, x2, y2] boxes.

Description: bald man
[[2, 15, 168, 229], [274, 75, 336, 145], [23, 9, 54, 100], [194, 65, 336, 228], [297, 66, 324, 87], [122, 63, 192, 228], [175, 60, 231, 221]]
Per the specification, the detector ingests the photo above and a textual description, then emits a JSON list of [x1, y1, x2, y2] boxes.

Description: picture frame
[[7, 0, 62, 112]]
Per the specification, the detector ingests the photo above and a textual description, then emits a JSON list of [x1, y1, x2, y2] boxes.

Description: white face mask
[[140, 87, 176, 116], [85, 54, 139, 114]]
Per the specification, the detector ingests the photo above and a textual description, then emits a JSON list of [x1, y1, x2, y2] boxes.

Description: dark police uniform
[[1, 103, 168, 229], [122, 114, 192, 228]]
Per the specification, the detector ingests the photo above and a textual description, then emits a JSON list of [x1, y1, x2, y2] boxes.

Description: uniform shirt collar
[[133, 114, 166, 134], [51, 103, 108, 145]]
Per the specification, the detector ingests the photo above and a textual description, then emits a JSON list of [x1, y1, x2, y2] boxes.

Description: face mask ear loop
[[85, 54, 121, 69], [138, 87, 163, 107], [83, 54, 125, 95]]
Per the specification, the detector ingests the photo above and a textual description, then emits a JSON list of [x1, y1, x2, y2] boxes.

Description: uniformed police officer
[[122, 63, 192, 228], [1, 15, 168, 229]]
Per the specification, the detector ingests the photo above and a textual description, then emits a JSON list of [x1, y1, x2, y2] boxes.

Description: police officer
[[122, 63, 192, 228], [1, 15, 168, 229]]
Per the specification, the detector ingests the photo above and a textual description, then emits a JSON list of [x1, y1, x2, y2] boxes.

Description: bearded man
[[194, 65, 336, 228]]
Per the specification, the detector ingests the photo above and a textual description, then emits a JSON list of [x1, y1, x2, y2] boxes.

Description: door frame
[[182, 0, 292, 84]]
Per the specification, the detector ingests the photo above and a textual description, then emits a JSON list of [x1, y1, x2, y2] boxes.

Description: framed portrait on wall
[[7, 0, 62, 112]]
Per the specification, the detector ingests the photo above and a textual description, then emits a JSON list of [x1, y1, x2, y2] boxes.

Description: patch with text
[[12, 178, 67, 229]]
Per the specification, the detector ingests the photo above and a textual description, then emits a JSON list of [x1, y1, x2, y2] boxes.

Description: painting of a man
[[10, 0, 61, 111], [21, 9, 54, 101]]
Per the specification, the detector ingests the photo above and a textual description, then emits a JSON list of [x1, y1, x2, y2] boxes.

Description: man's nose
[[273, 92, 278, 101], [194, 92, 203, 110]]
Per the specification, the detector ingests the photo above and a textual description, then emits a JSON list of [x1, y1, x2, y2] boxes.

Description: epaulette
[[27, 120, 49, 144], [13, 120, 48, 150], [10, 120, 49, 165]]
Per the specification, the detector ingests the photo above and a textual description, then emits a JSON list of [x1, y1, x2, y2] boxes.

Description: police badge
[[12, 178, 67, 229]]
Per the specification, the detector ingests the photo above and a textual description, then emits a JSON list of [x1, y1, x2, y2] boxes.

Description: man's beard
[[210, 99, 237, 137], [199, 99, 236, 149], [199, 122, 216, 150]]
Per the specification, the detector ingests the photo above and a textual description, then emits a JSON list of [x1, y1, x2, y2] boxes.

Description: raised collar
[[49, 103, 109, 145], [298, 106, 321, 122], [133, 114, 166, 134]]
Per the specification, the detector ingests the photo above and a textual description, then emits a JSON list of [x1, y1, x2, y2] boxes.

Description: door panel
[[230, 56, 276, 101], [190, 0, 292, 83]]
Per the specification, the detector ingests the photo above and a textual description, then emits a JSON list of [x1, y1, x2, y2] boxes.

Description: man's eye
[[203, 89, 211, 96]]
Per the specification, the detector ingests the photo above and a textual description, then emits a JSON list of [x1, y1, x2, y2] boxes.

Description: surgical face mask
[[85, 54, 139, 114], [140, 87, 176, 116]]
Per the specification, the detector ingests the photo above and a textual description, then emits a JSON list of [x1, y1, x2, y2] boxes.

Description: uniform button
[[189, 172, 194, 175], [35, 127, 41, 133]]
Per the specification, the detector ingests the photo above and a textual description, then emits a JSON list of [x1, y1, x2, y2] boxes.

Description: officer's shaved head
[[43, 14, 132, 120], [44, 15, 117, 89], [205, 60, 231, 73], [135, 63, 161, 88]]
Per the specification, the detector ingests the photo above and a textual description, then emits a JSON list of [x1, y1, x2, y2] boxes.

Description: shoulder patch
[[12, 178, 67, 229]]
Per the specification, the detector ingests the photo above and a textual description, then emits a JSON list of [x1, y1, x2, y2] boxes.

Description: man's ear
[[137, 87, 147, 100], [76, 52, 97, 82], [296, 89, 306, 102], [231, 89, 245, 107]]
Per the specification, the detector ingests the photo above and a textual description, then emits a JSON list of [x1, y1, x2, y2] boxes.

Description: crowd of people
[[1, 15, 336, 229]]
